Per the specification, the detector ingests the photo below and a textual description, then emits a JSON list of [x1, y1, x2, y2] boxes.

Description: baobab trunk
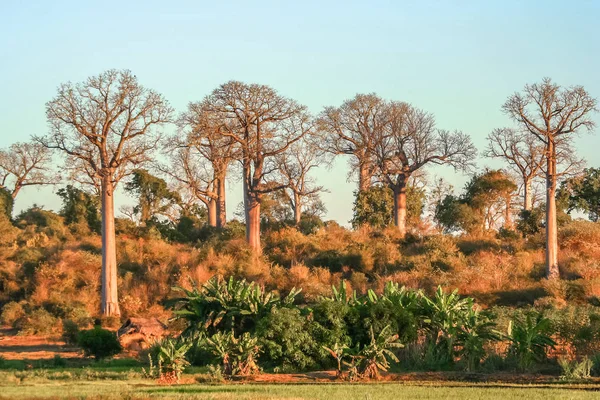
[[101, 175, 120, 316], [207, 199, 217, 227], [393, 183, 407, 238], [247, 197, 262, 254], [545, 141, 559, 279], [293, 192, 302, 225], [358, 162, 372, 192], [216, 177, 226, 228], [504, 196, 513, 230], [523, 180, 533, 211]]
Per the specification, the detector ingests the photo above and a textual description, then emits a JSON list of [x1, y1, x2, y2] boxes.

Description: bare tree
[[205, 81, 311, 253], [159, 146, 220, 227], [503, 78, 597, 279], [37, 69, 173, 316], [173, 102, 237, 228], [372, 102, 476, 237], [0, 141, 57, 199], [317, 94, 387, 192], [485, 128, 545, 211], [275, 136, 327, 225]]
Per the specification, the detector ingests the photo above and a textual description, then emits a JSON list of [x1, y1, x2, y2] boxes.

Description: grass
[[1, 379, 600, 399]]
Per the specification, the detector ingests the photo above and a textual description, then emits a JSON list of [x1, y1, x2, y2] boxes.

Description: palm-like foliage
[[507, 312, 556, 370], [456, 308, 500, 371], [206, 331, 260, 376], [156, 338, 192, 380], [348, 325, 403, 379], [329, 280, 358, 305], [168, 276, 300, 336]]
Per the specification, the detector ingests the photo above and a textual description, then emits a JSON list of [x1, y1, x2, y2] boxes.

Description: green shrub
[[0, 301, 25, 326], [256, 307, 318, 371], [77, 326, 122, 360]]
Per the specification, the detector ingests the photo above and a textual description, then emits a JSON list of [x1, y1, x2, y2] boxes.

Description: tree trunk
[[393, 181, 407, 238], [504, 196, 513, 230], [101, 175, 120, 316], [216, 177, 226, 228], [247, 196, 261, 254], [546, 141, 559, 279], [207, 198, 217, 227], [523, 179, 533, 211], [293, 192, 301, 225], [358, 162, 372, 192]]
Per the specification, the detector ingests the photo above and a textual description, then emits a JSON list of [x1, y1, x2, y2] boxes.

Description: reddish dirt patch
[[0, 328, 81, 360]]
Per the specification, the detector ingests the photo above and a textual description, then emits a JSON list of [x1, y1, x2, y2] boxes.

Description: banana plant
[[507, 312, 556, 370], [168, 275, 300, 337]]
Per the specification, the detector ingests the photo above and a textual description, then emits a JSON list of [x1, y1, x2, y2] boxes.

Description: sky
[[1, 0, 599, 224]]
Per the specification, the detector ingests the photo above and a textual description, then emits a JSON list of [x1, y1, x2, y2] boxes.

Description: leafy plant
[[155, 337, 192, 382], [205, 331, 260, 376], [507, 312, 556, 370], [169, 276, 300, 337], [346, 325, 402, 380], [559, 357, 593, 381], [77, 326, 122, 360], [456, 308, 500, 371], [323, 342, 349, 378]]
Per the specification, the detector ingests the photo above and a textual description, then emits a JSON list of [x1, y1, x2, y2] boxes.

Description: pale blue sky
[[1, 1, 599, 224]]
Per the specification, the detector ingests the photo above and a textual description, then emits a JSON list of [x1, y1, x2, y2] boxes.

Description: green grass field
[[2, 380, 600, 400]]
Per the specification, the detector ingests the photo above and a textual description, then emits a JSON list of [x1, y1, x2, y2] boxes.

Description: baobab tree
[[502, 78, 597, 279], [485, 128, 545, 211], [37, 69, 173, 316], [172, 102, 237, 228], [0, 141, 57, 199], [160, 146, 222, 227], [372, 102, 476, 236], [205, 81, 311, 253], [318, 94, 387, 192], [275, 136, 327, 225]]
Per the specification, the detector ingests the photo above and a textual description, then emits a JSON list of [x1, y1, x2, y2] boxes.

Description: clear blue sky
[[1, 0, 599, 224]]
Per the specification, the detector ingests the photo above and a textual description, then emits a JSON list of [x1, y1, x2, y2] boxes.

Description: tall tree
[[205, 81, 311, 253], [372, 102, 476, 237], [0, 141, 57, 199], [173, 102, 237, 228], [503, 78, 597, 279], [559, 167, 600, 222], [38, 69, 173, 316], [485, 128, 545, 211], [318, 94, 387, 192], [275, 137, 327, 225]]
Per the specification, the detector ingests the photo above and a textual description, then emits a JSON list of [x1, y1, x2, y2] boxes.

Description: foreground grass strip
[[2, 381, 600, 400]]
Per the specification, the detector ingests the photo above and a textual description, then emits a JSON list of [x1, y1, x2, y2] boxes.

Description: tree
[[352, 184, 425, 229], [372, 102, 476, 236], [502, 78, 597, 279], [174, 102, 237, 228], [275, 137, 327, 225], [434, 170, 517, 234], [560, 168, 600, 222], [124, 169, 180, 227], [37, 69, 173, 316], [318, 94, 387, 192], [0, 141, 57, 199], [485, 128, 545, 211], [0, 187, 13, 220], [57, 185, 101, 233], [205, 81, 311, 253]]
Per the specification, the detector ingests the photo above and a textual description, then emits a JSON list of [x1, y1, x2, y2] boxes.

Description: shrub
[[61, 319, 80, 345], [145, 337, 192, 383], [77, 326, 122, 360], [14, 307, 57, 335], [0, 301, 25, 326], [256, 307, 319, 371]]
